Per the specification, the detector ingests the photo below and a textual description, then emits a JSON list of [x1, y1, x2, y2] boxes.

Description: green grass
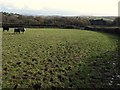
[[2, 28, 120, 89]]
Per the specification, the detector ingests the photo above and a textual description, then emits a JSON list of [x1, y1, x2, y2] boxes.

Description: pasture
[[2, 28, 120, 89]]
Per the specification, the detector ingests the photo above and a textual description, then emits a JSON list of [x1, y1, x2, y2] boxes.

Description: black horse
[[14, 27, 26, 34], [3, 26, 9, 32]]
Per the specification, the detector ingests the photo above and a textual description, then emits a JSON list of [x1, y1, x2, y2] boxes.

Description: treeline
[[113, 17, 120, 26], [85, 17, 120, 35], [2, 12, 119, 28], [2, 12, 90, 28]]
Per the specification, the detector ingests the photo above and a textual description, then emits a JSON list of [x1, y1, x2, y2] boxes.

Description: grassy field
[[2, 28, 120, 89]]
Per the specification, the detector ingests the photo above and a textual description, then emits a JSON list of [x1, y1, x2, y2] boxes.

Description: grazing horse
[[14, 27, 26, 34], [20, 28, 26, 33], [3, 26, 9, 32]]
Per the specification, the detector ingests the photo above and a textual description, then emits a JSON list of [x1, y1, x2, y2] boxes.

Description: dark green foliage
[[113, 17, 120, 26], [84, 26, 120, 35]]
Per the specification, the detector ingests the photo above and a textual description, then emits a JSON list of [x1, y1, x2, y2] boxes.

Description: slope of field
[[2, 28, 120, 89]]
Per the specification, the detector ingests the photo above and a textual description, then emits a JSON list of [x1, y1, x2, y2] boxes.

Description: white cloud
[[0, 0, 119, 16]]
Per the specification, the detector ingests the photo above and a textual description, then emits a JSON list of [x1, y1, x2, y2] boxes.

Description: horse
[[3, 26, 9, 32]]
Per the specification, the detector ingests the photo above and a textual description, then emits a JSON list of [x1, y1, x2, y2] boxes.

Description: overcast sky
[[0, 0, 119, 16]]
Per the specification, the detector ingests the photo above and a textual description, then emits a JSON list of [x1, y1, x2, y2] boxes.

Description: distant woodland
[[1, 12, 120, 28]]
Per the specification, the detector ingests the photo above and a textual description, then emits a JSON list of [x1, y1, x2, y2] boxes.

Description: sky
[[0, 0, 120, 16]]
